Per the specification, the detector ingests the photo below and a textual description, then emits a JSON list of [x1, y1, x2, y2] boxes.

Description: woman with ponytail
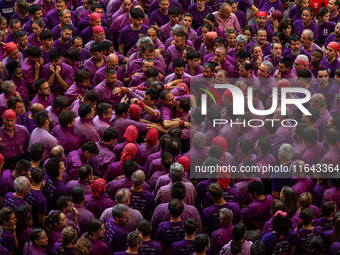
[[290, 208, 322, 255], [23, 228, 48, 255], [11, 0, 30, 26], [51, 226, 77, 255], [291, 192, 320, 230], [14, 205, 33, 251], [321, 211, 340, 252], [220, 223, 253, 255], [44, 210, 68, 253], [308, 236, 325, 255], [84, 219, 112, 255], [0, 207, 18, 253], [261, 210, 292, 255], [74, 238, 91, 255], [313, 201, 336, 231]]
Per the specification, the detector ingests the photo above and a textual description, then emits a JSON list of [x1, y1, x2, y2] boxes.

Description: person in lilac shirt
[[6, 61, 29, 104], [93, 53, 123, 87], [118, 8, 148, 55], [66, 164, 92, 196], [289, 0, 309, 22], [63, 48, 80, 73], [201, 183, 242, 234], [104, 203, 129, 253], [45, 95, 70, 129], [38, 30, 54, 65], [34, 0, 55, 17], [89, 127, 117, 177], [301, 107, 320, 140], [282, 35, 311, 62], [22, 45, 43, 89], [320, 128, 340, 165], [210, 208, 234, 255], [301, 127, 326, 166], [52, 25, 72, 55], [64, 69, 90, 103], [2, 159, 30, 193], [0, 207, 18, 253], [187, 0, 212, 30], [169, 218, 197, 255], [30, 79, 54, 110], [71, 36, 91, 69], [314, 7, 335, 45], [264, 121, 287, 162], [83, 42, 107, 81], [4, 19, 21, 44], [23, 228, 49, 255], [322, 173, 340, 210], [165, 31, 189, 67], [15, 30, 30, 59], [293, 8, 319, 40], [328, 0, 340, 23], [136, 219, 163, 255], [314, 201, 336, 232], [46, 0, 77, 28], [315, 68, 336, 109], [0, 109, 30, 163], [321, 42, 340, 77], [291, 123, 308, 161], [149, 0, 170, 27], [91, 103, 112, 139], [158, 6, 182, 43]]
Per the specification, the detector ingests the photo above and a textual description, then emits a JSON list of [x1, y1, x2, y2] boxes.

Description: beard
[[292, 48, 301, 56]]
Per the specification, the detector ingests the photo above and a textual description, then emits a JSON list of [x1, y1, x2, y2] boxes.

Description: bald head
[[131, 170, 145, 186], [107, 53, 119, 69], [115, 188, 131, 205], [311, 93, 326, 108], [51, 145, 64, 158], [220, 2, 231, 10], [216, 47, 227, 56], [31, 103, 45, 117]]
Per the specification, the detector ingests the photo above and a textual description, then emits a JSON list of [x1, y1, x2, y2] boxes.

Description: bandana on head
[[218, 178, 230, 189], [92, 25, 104, 34], [328, 42, 340, 52], [89, 13, 101, 22], [0, 153, 4, 166], [295, 57, 309, 66], [146, 128, 159, 150], [177, 83, 189, 95], [123, 125, 138, 143], [3, 42, 17, 58], [1, 109, 16, 119], [223, 90, 233, 100], [193, 132, 207, 149], [256, 11, 267, 18], [91, 178, 106, 198], [205, 32, 218, 43], [213, 136, 228, 160], [120, 143, 137, 168], [129, 104, 141, 120], [276, 79, 291, 88], [177, 156, 190, 170]]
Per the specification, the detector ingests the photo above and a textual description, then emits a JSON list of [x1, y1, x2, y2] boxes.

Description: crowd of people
[[0, 0, 340, 254]]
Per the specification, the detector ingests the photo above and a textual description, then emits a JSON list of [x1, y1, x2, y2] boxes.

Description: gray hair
[[137, 36, 152, 48], [278, 143, 294, 161], [115, 188, 130, 203], [14, 176, 29, 193], [51, 145, 64, 158], [143, 58, 154, 65], [112, 203, 129, 218], [172, 24, 184, 33], [131, 170, 145, 186], [302, 29, 314, 40], [261, 61, 273, 74], [1, 81, 15, 95], [220, 208, 233, 225], [169, 162, 184, 182], [236, 34, 248, 44], [296, 54, 309, 64]]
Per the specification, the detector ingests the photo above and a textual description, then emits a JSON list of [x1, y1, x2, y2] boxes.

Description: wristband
[[139, 101, 145, 108], [164, 85, 170, 90], [120, 87, 124, 93], [137, 85, 146, 91], [179, 120, 185, 127], [129, 75, 133, 79]]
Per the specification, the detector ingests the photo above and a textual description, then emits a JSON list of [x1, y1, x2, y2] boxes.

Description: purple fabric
[[22, 58, 39, 89], [252, 23, 273, 42], [321, 58, 340, 78], [45, 106, 59, 129], [83, 56, 107, 79], [314, 20, 335, 43], [92, 116, 110, 138], [129, 188, 155, 219], [292, 176, 314, 197], [42, 175, 67, 211], [155, 221, 185, 248], [113, 141, 147, 166], [78, 48, 91, 68], [322, 186, 340, 210], [70, 204, 94, 235], [187, 3, 212, 27], [24, 189, 47, 226], [118, 24, 148, 53], [74, 117, 100, 144], [313, 217, 333, 232], [266, 133, 287, 161], [257, 0, 284, 15], [124, 58, 166, 78], [0, 124, 29, 159], [46, 228, 62, 253], [234, 178, 262, 207], [0, 228, 16, 253], [52, 39, 72, 55], [89, 140, 116, 177], [93, 66, 123, 87], [28, 127, 59, 163], [315, 108, 332, 141], [292, 226, 323, 254], [24, 17, 49, 35], [169, 239, 194, 255], [22, 242, 46, 255], [84, 193, 114, 219], [46, 9, 77, 29], [41, 62, 74, 90], [51, 125, 82, 155], [105, 162, 145, 186], [66, 148, 88, 181], [93, 79, 123, 109], [64, 82, 88, 102], [241, 195, 273, 223], [51, 243, 75, 255], [302, 141, 326, 166], [261, 231, 293, 255], [3, 192, 31, 212], [270, 162, 293, 192], [259, 217, 273, 240], [104, 217, 129, 253], [312, 181, 329, 207], [30, 92, 55, 110], [110, 115, 147, 143], [155, 181, 196, 205], [201, 186, 241, 209], [138, 240, 162, 255], [79, 26, 111, 46], [149, 9, 169, 27], [291, 205, 320, 231], [51, 25, 77, 41], [211, 224, 234, 255], [2, 170, 15, 192], [89, 239, 112, 255], [66, 179, 92, 196], [293, 20, 319, 40], [288, 6, 303, 23]]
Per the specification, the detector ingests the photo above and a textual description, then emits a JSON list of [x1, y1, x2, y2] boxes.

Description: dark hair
[[9, 18, 20, 28], [171, 181, 186, 200], [127, 231, 142, 248], [83, 90, 100, 103], [7, 96, 23, 110], [84, 218, 103, 239], [31, 167, 45, 183], [102, 40, 113, 52], [240, 60, 253, 71], [203, 61, 215, 72], [165, 139, 182, 157], [193, 234, 210, 253], [208, 183, 223, 200], [34, 78, 47, 91], [57, 196, 72, 211], [130, 7, 144, 19], [331, 113, 340, 131], [168, 6, 181, 16], [137, 219, 151, 237], [81, 141, 99, 155], [90, 42, 102, 53], [191, 107, 205, 124], [26, 228, 45, 254], [34, 110, 49, 128], [161, 151, 174, 170], [97, 102, 112, 117], [281, 186, 298, 216], [320, 201, 336, 217], [72, 186, 85, 204], [29, 4, 41, 15], [206, 108, 221, 124], [115, 103, 130, 116], [43, 210, 63, 234], [40, 30, 53, 41], [296, 208, 315, 238], [278, 19, 295, 35], [90, 2, 102, 12], [272, 213, 291, 235], [231, 223, 247, 254], [331, 211, 340, 247], [297, 68, 312, 79], [271, 199, 287, 215], [184, 218, 199, 235], [280, 57, 293, 69], [237, 50, 251, 59], [14, 159, 30, 174], [325, 128, 340, 145], [160, 134, 172, 150], [78, 164, 92, 181], [14, 205, 30, 231], [65, 48, 80, 61], [302, 127, 318, 144], [305, 107, 319, 123], [53, 96, 70, 111], [45, 157, 62, 180], [29, 143, 44, 162], [145, 88, 159, 101], [248, 180, 265, 196], [307, 236, 324, 255], [208, 145, 222, 160], [250, 240, 266, 255], [145, 68, 159, 78], [168, 199, 184, 218], [103, 127, 118, 143], [58, 110, 76, 127], [6, 61, 21, 76], [123, 159, 137, 178], [27, 45, 42, 58], [172, 58, 186, 69], [78, 103, 94, 119], [295, 122, 308, 138], [187, 49, 201, 61], [257, 137, 271, 154], [264, 120, 278, 135], [238, 137, 252, 155]]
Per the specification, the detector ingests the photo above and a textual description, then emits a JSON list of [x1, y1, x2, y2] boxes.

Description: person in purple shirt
[[290, 208, 323, 255], [313, 201, 336, 232], [210, 208, 234, 255], [293, 7, 319, 40], [4, 19, 21, 44], [22, 45, 43, 89], [83, 42, 107, 81], [6, 62, 29, 105], [289, 0, 309, 22], [11, 1, 30, 27], [66, 165, 92, 196], [30, 79, 54, 110], [264, 121, 287, 162], [136, 219, 162, 255], [46, 96, 70, 129], [2, 159, 30, 193], [71, 36, 91, 69], [46, 0, 77, 28], [282, 35, 311, 62], [38, 29, 54, 65], [15, 30, 30, 59], [201, 183, 242, 234], [51, 9, 77, 41], [0, 207, 18, 253], [321, 42, 340, 77], [64, 69, 90, 103], [165, 31, 189, 67], [320, 128, 340, 165], [66, 141, 98, 181], [257, 0, 284, 14], [93, 54, 123, 87], [23, 228, 49, 255], [301, 127, 326, 166], [149, 0, 170, 27], [62, 48, 80, 73], [314, 7, 336, 45], [169, 218, 197, 255], [291, 160, 314, 197], [254, 138, 277, 177], [24, 4, 50, 35], [117, 231, 144, 255], [315, 68, 336, 110], [104, 203, 129, 253], [322, 173, 340, 210], [74, 103, 100, 144], [0, 109, 30, 163], [118, 8, 148, 55], [52, 25, 72, 56], [328, 0, 340, 23], [24, 167, 47, 227]]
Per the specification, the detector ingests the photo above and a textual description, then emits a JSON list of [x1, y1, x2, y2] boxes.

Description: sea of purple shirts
[[2, 0, 340, 254]]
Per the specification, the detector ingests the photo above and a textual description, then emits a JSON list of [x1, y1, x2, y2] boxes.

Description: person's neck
[[316, 178, 323, 184], [189, 63, 197, 75], [14, 192, 24, 199], [171, 20, 178, 26], [327, 56, 336, 63], [280, 160, 290, 165], [31, 182, 43, 191], [306, 121, 315, 128], [12, 171, 21, 179], [94, 56, 104, 64], [160, 8, 168, 15], [318, 106, 326, 113], [131, 185, 143, 192], [64, 243, 73, 248], [319, 82, 329, 89], [30, 160, 40, 168], [126, 247, 139, 254], [185, 233, 195, 240], [56, 174, 63, 180], [258, 150, 264, 156], [327, 143, 337, 150], [303, 20, 311, 27], [60, 38, 68, 45], [312, 62, 322, 69], [18, 44, 27, 50], [197, 4, 204, 11], [41, 45, 49, 51], [131, 23, 141, 30], [218, 12, 226, 22], [304, 42, 312, 51], [316, 19, 325, 26], [331, 9, 339, 18], [214, 198, 226, 206], [266, 132, 275, 137], [272, 55, 279, 61], [194, 252, 206, 255], [304, 224, 314, 230], [143, 236, 150, 241], [5, 127, 14, 134], [170, 216, 181, 222], [257, 194, 266, 200]]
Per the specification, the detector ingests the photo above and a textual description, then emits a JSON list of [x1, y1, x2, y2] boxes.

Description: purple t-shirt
[[201, 187, 241, 209], [24, 189, 47, 227], [104, 217, 129, 254], [129, 189, 156, 219], [138, 240, 162, 255], [292, 226, 323, 254], [312, 182, 329, 208], [0, 228, 16, 253], [155, 221, 185, 248], [313, 217, 333, 232], [261, 230, 293, 255], [118, 24, 149, 53], [169, 239, 194, 255]]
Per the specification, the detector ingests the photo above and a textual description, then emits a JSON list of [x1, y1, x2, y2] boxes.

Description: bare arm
[[247, 5, 258, 21], [119, 44, 125, 55], [55, 73, 70, 91]]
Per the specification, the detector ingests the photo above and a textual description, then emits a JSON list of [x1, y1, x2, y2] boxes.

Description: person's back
[[220, 223, 253, 255]]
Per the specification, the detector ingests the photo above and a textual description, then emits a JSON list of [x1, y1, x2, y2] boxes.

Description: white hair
[[14, 176, 29, 193], [279, 143, 294, 161], [296, 54, 309, 63]]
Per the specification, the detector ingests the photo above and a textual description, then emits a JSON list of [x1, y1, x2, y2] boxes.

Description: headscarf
[[276, 79, 291, 88], [129, 104, 141, 120], [256, 11, 267, 18], [91, 178, 106, 198], [89, 13, 101, 23], [212, 136, 228, 161], [177, 83, 189, 95], [205, 32, 218, 43], [1, 109, 16, 119], [146, 128, 159, 150], [3, 42, 17, 58], [123, 125, 138, 143], [92, 26, 104, 34], [0, 153, 4, 166], [223, 90, 233, 100], [193, 132, 207, 149], [120, 143, 137, 168], [328, 42, 340, 52], [177, 156, 190, 170]]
